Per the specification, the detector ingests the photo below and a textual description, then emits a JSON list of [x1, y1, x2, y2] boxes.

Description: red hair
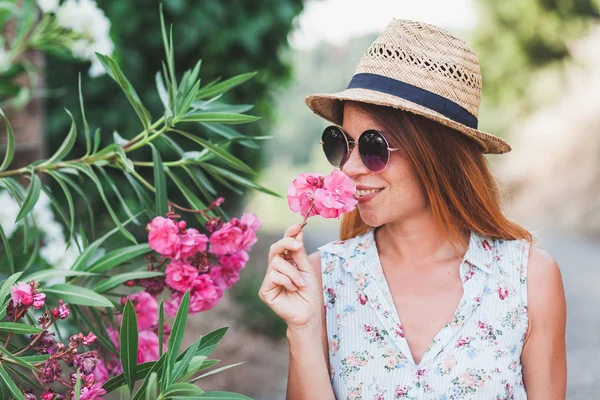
[[337, 102, 533, 247]]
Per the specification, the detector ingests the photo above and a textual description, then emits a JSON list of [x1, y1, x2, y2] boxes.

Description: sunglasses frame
[[320, 125, 400, 173]]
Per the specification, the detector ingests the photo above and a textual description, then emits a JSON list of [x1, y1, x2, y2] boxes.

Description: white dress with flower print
[[318, 229, 530, 400]]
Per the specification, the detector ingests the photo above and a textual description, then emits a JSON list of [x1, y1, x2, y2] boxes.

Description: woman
[[258, 19, 566, 399]]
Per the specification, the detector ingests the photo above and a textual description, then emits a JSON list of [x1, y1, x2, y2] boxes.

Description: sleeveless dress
[[318, 229, 531, 400]]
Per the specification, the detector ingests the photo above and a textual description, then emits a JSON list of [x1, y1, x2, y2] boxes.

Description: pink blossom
[[164, 292, 182, 317], [32, 292, 46, 309], [238, 215, 260, 251], [218, 251, 249, 271], [178, 228, 208, 259], [147, 217, 180, 258], [313, 169, 358, 219], [497, 287, 509, 300], [208, 222, 244, 256], [240, 212, 261, 231], [189, 275, 223, 313], [209, 265, 239, 289], [10, 282, 33, 307], [83, 333, 97, 346], [137, 330, 160, 363], [93, 358, 110, 385], [41, 392, 55, 400], [121, 292, 158, 331], [106, 327, 119, 350], [287, 172, 324, 217], [165, 260, 198, 292], [79, 381, 107, 400]]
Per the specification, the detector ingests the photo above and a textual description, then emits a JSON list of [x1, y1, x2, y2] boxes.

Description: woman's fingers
[[272, 256, 307, 288], [284, 223, 303, 238], [267, 270, 298, 292], [268, 236, 303, 264]]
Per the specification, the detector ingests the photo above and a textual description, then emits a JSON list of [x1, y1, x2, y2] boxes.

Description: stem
[[133, 160, 183, 168], [13, 320, 53, 356], [300, 203, 315, 230]]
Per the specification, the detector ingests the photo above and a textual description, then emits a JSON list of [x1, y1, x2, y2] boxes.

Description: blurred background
[[4, 0, 600, 398]]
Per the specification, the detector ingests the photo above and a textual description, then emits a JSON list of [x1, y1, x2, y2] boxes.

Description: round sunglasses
[[320, 125, 399, 173]]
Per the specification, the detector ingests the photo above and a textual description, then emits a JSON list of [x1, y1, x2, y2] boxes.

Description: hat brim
[[305, 88, 511, 154]]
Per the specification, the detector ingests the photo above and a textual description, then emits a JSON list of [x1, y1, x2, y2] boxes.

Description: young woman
[[259, 19, 566, 400]]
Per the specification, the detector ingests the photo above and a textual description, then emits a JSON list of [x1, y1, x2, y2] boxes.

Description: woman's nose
[[341, 146, 368, 177]]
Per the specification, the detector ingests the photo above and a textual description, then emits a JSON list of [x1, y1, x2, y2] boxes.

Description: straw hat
[[305, 19, 511, 154]]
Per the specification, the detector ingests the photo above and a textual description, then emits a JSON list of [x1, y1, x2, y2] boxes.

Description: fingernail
[[292, 240, 303, 248]]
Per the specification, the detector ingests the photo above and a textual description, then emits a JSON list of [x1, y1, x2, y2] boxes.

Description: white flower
[[37, 0, 59, 13], [0, 190, 21, 238], [55, 0, 114, 77]]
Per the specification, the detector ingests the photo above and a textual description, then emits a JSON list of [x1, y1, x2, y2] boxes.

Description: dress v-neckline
[[357, 229, 489, 369]]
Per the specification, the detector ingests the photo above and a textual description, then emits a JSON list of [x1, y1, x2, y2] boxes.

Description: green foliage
[[44, 0, 305, 228]]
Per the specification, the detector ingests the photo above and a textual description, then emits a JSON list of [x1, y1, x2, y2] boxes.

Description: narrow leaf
[[195, 72, 257, 100], [178, 112, 259, 125], [44, 109, 77, 164], [92, 271, 163, 293], [162, 382, 204, 397], [145, 372, 158, 400], [203, 164, 280, 197], [151, 144, 168, 216], [0, 108, 15, 171], [78, 73, 91, 155], [0, 365, 26, 400], [195, 392, 252, 400], [0, 346, 37, 371], [165, 169, 207, 211], [15, 168, 41, 222], [24, 270, 95, 283], [121, 299, 139, 394], [158, 301, 164, 357], [0, 272, 22, 304], [190, 362, 246, 383], [165, 290, 190, 386], [42, 284, 114, 307], [0, 322, 44, 334], [47, 171, 75, 242], [87, 244, 151, 273], [0, 224, 14, 274]]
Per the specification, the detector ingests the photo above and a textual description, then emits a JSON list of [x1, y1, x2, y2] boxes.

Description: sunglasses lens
[[359, 130, 389, 172], [321, 126, 347, 167]]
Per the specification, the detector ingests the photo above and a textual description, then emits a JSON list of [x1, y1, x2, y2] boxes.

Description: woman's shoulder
[[316, 229, 373, 256]]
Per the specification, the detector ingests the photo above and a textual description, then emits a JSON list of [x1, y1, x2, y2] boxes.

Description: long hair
[[337, 101, 533, 247]]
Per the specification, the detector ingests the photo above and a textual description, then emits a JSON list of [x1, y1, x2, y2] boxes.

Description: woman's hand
[[258, 224, 322, 330]]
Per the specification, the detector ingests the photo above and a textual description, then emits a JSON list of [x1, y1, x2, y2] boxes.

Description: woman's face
[[340, 102, 428, 228]]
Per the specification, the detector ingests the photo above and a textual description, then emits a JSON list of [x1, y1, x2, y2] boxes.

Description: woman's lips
[[354, 187, 384, 204]]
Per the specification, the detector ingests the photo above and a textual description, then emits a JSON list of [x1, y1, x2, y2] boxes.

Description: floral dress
[[318, 229, 530, 400]]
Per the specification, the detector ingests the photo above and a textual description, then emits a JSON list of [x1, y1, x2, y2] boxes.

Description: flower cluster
[[287, 169, 357, 219], [36, 0, 114, 77], [5, 281, 106, 400], [146, 210, 260, 316]]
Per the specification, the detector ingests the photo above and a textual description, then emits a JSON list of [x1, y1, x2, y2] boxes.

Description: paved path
[[251, 229, 599, 399]]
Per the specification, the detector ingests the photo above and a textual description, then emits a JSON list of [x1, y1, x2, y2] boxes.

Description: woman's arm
[[521, 246, 567, 399], [286, 251, 335, 400]]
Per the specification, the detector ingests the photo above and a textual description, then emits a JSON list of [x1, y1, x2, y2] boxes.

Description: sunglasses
[[320, 125, 399, 173]]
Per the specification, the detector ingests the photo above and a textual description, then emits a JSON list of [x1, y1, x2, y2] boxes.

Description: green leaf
[[145, 372, 158, 400], [5, 364, 43, 390], [192, 102, 253, 114], [92, 271, 163, 293], [182, 165, 216, 197], [156, 71, 171, 113], [189, 362, 246, 383], [15, 168, 41, 223], [44, 109, 77, 164], [71, 213, 142, 271], [42, 284, 114, 307], [104, 361, 158, 393], [162, 382, 204, 397], [20, 355, 50, 364], [200, 122, 260, 149], [165, 290, 190, 386], [165, 169, 207, 212], [131, 353, 168, 400], [0, 364, 26, 400], [87, 244, 151, 273], [124, 172, 154, 214], [0, 346, 37, 371], [0, 272, 22, 304], [0, 322, 44, 334], [47, 171, 75, 243], [151, 144, 168, 216], [172, 340, 199, 383], [93, 128, 102, 154], [174, 130, 255, 175], [65, 163, 137, 244], [74, 369, 82, 400], [78, 73, 91, 155], [0, 223, 14, 274], [121, 299, 139, 394], [158, 301, 164, 358], [57, 171, 95, 237], [178, 112, 259, 125], [0, 108, 15, 171], [24, 270, 95, 283], [195, 72, 257, 100], [203, 164, 281, 197], [96, 166, 138, 222], [95, 53, 152, 130]]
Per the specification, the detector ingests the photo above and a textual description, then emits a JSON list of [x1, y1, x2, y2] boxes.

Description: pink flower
[[178, 228, 208, 259], [147, 217, 180, 258], [121, 292, 158, 331], [137, 330, 160, 363], [497, 287, 509, 300], [208, 222, 244, 256], [93, 358, 110, 385], [11, 282, 33, 307], [313, 169, 358, 219], [218, 251, 249, 271], [240, 212, 261, 231], [287, 172, 324, 217], [189, 275, 223, 313], [238, 213, 260, 251], [209, 265, 239, 289], [83, 333, 97, 346], [106, 327, 119, 350], [79, 381, 107, 400], [32, 292, 46, 309], [165, 260, 198, 292]]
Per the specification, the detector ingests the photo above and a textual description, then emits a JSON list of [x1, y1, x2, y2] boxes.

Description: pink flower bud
[[214, 196, 225, 206], [32, 292, 46, 309], [58, 300, 70, 319], [83, 333, 97, 346]]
